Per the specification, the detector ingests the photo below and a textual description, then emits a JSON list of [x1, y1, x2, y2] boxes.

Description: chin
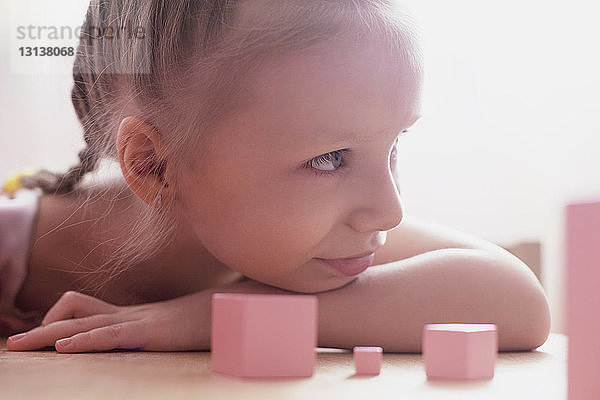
[[278, 276, 358, 294]]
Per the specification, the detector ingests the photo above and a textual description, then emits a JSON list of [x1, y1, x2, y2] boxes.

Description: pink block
[[211, 293, 318, 378], [422, 323, 497, 380], [566, 201, 600, 400], [353, 346, 383, 375]]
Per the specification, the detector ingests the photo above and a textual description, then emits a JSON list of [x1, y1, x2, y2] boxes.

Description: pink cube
[[211, 293, 318, 378], [566, 201, 600, 400], [353, 346, 383, 375], [422, 323, 497, 380]]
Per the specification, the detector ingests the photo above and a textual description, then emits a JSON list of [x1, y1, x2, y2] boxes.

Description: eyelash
[[305, 129, 410, 177], [305, 149, 349, 177]]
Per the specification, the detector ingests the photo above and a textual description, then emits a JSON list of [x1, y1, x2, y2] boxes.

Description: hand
[[6, 290, 212, 352]]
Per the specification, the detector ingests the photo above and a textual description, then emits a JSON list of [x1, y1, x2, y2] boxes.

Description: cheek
[[181, 155, 347, 276], [185, 175, 336, 271]]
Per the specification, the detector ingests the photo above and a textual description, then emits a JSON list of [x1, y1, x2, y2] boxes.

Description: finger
[[42, 291, 118, 326], [55, 321, 146, 353], [6, 313, 119, 351]]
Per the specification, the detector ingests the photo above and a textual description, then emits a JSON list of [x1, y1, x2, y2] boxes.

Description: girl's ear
[[116, 116, 171, 207]]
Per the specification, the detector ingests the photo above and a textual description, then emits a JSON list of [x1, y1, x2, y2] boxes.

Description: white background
[[1, 0, 599, 333]]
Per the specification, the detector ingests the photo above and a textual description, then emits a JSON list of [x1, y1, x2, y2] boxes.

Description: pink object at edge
[[422, 323, 497, 380], [353, 346, 383, 375], [566, 200, 600, 400], [211, 293, 318, 378]]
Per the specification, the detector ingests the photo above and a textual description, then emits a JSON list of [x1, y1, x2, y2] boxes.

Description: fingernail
[[8, 333, 27, 342], [56, 338, 72, 348]]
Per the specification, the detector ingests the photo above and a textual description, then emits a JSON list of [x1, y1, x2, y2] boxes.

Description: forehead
[[237, 36, 422, 146]]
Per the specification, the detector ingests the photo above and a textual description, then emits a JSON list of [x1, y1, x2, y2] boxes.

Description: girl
[[2, 0, 550, 353]]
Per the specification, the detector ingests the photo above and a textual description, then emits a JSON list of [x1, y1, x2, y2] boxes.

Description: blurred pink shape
[[211, 293, 318, 378], [566, 200, 600, 400], [422, 323, 497, 380]]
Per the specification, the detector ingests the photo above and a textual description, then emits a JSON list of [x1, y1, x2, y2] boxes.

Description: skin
[[5, 34, 551, 352], [14, 184, 244, 314]]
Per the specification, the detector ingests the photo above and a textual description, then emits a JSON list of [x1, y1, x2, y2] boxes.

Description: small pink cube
[[211, 293, 318, 378], [423, 323, 497, 380], [353, 346, 383, 375]]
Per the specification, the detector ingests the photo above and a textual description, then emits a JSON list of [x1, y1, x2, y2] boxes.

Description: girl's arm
[[7, 245, 550, 352], [366, 215, 551, 351], [320, 248, 550, 352], [211, 246, 550, 352]]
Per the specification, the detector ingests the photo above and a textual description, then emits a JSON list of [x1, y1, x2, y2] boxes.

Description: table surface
[[0, 333, 567, 400]]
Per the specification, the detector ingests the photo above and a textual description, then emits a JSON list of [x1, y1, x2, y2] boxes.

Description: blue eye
[[306, 150, 347, 174]]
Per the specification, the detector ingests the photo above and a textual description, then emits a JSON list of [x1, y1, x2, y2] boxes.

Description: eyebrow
[[327, 115, 422, 145]]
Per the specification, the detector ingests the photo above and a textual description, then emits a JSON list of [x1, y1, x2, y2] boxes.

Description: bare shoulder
[[35, 180, 136, 241], [372, 215, 507, 265]]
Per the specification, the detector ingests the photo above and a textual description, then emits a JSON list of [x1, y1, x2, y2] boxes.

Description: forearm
[[202, 248, 551, 353], [315, 248, 550, 352]]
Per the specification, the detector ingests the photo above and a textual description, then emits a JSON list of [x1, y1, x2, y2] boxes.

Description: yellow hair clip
[[2, 169, 36, 197]]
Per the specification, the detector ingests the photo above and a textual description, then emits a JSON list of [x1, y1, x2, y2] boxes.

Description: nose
[[347, 166, 404, 233]]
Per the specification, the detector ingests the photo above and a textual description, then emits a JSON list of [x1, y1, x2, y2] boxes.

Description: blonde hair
[[21, 0, 421, 293]]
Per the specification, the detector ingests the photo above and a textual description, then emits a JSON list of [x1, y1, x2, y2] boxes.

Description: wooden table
[[0, 333, 566, 399]]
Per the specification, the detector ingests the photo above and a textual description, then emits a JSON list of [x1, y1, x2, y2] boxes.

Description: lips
[[315, 252, 376, 277]]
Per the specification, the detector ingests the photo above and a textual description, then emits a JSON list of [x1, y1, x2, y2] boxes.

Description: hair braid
[[20, 76, 102, 195], [19, 3, 109, 196], [20, 145, 101, 195]]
